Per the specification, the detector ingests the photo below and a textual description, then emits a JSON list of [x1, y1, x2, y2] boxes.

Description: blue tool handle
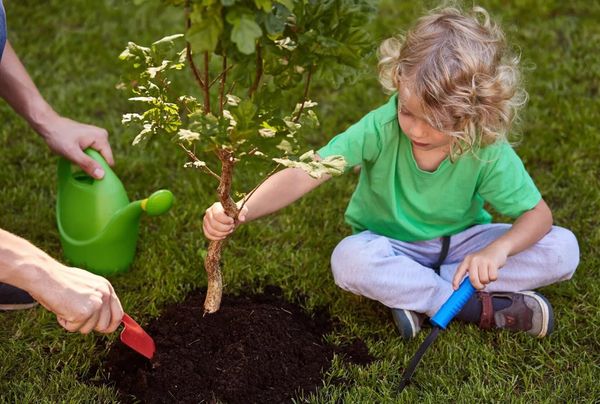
[[430, 278, 476, 329]]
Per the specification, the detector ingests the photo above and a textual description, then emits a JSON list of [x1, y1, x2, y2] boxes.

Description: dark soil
[[104, 286, 374, 403]]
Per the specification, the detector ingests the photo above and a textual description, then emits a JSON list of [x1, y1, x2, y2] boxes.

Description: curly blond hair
[[378, 6, 527, 158]]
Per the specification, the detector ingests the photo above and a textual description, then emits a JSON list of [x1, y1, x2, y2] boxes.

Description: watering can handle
[[59, 149, 111, 185]]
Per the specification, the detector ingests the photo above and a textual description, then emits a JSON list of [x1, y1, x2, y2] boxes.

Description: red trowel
[[120, 313, 155, 359]]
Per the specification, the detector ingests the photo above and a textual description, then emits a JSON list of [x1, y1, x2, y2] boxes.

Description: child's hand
[[202, 202, 248, 241], [451, 246, 508, 290]]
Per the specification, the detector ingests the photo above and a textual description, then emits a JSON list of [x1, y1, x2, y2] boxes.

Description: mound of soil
[[104, 287, 374, 403]]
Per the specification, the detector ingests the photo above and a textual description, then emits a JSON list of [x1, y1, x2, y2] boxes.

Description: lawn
[[1, 0, 599, 402]]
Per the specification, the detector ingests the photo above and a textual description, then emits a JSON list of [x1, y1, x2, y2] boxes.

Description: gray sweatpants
[[330, 224, 579, 317]]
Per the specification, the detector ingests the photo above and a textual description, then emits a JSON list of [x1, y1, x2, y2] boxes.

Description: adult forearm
[[0, 228, 56, 291], [0, 41, 58, 135], [489, 199, 553, 256], [243, 167, 330, 222]]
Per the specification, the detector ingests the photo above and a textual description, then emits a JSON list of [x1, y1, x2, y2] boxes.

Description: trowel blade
[[120, 313, 155, 359]]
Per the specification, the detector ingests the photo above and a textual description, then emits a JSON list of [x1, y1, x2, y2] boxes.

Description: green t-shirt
[[317, 94, 541, 242]]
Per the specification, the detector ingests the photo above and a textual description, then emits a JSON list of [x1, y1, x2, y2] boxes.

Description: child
[[203, 6, 579, 340]]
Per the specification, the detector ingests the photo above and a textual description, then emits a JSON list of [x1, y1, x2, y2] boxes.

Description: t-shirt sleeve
[[317, 111, 382, 172], [0, 0, 7, 62], [477, 143, 542, 218]]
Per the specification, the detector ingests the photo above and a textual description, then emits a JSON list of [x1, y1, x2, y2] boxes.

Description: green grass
[[1, 0, 599, 402]]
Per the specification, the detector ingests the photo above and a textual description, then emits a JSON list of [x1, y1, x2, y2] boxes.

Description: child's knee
[[547, 226, 580, 281], [331, 236, 362, 289], [330, 234, 390, 291]]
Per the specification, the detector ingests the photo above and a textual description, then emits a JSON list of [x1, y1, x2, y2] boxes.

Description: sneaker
[[479, 291, 554, 338], [391, 308, 427, 340], [0, 283, 38, 311]]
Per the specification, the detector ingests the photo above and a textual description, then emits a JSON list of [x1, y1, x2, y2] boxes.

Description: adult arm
[[0, 41, 113, 178], [0, 228, 123, 334]]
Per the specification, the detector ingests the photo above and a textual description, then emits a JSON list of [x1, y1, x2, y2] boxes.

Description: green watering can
[[56, 149, 174, 276]]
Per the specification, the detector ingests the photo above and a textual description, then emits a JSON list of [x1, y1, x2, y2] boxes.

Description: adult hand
[[39, 114, 114, 179], [451, 245, 508, 290], [203, 202, 248, 241], [0, 42, 114, 177], [30, 264, 124, 334]]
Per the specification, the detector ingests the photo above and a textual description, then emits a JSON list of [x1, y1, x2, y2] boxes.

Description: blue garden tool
[[398, 278, 476, 391]]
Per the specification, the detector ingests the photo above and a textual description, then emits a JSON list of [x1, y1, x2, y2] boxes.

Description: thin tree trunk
[[203, 239, 225, 314], [203, 148, 238, 313]]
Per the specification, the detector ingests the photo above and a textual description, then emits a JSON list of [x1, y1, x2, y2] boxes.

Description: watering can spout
[[56, 149, 174, 276], [140, 190, 174, 217], [104, 189, 174, 240]]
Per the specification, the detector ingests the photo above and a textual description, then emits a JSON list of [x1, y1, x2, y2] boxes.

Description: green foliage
[[120, 0, 375, 185], [119, 38, 186, 144], [274, 150, 346, 178]]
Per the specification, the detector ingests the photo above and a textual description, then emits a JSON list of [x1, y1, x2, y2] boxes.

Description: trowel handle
[[430, 278, 476, 329]]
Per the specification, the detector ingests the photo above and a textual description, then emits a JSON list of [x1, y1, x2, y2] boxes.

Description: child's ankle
[[454, 292, 511, 324]]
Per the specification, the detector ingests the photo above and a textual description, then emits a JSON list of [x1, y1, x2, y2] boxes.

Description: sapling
[[119, 0, 373, 313]]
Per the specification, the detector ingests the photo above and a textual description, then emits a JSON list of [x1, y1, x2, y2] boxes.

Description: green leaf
[[119, 42, 151, 62], [231, 16, 262, 54], [221, 0, 236, 5], [273, 153, 347, 178], [232, 99, 258, 129], [275, 0, 293, 11], [186, 8, 223, 53], [254, 0, 272, 12], [276, 139, 293, 153], [265, 10, 286, 35], [152, 34, 184, 47]]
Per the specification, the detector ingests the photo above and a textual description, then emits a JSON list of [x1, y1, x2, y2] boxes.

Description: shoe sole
[[0, 302, 38, 311], [520, 291, 553, 338], [392, 309, 419, 340]]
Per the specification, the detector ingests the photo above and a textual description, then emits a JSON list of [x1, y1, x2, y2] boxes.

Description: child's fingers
[[202, 218, 230, 240], [452, 260, 469, 289], [207, 203, 235, 224], [207, 214, 235, 233], [469, 263, 484, 290], [238, 205, 249, 222], [204, 205, 234, 231], [478, 263, 490, 285]]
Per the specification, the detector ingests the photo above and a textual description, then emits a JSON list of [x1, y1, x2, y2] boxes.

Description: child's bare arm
[[203, 167, 331, 240], [452, 199, 553, 289]]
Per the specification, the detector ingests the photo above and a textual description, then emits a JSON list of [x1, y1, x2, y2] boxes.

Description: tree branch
[[294, 64, 314, 122], [185, 0, 206, 89], [203, 52, 211, 114], [209, 63, 234, 89], [179, 143, 221, 182], [218, 56, 228, 115], [215, 148, 239, 218], [247, 44, 263, 98], [227, 80, 237, 96]]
